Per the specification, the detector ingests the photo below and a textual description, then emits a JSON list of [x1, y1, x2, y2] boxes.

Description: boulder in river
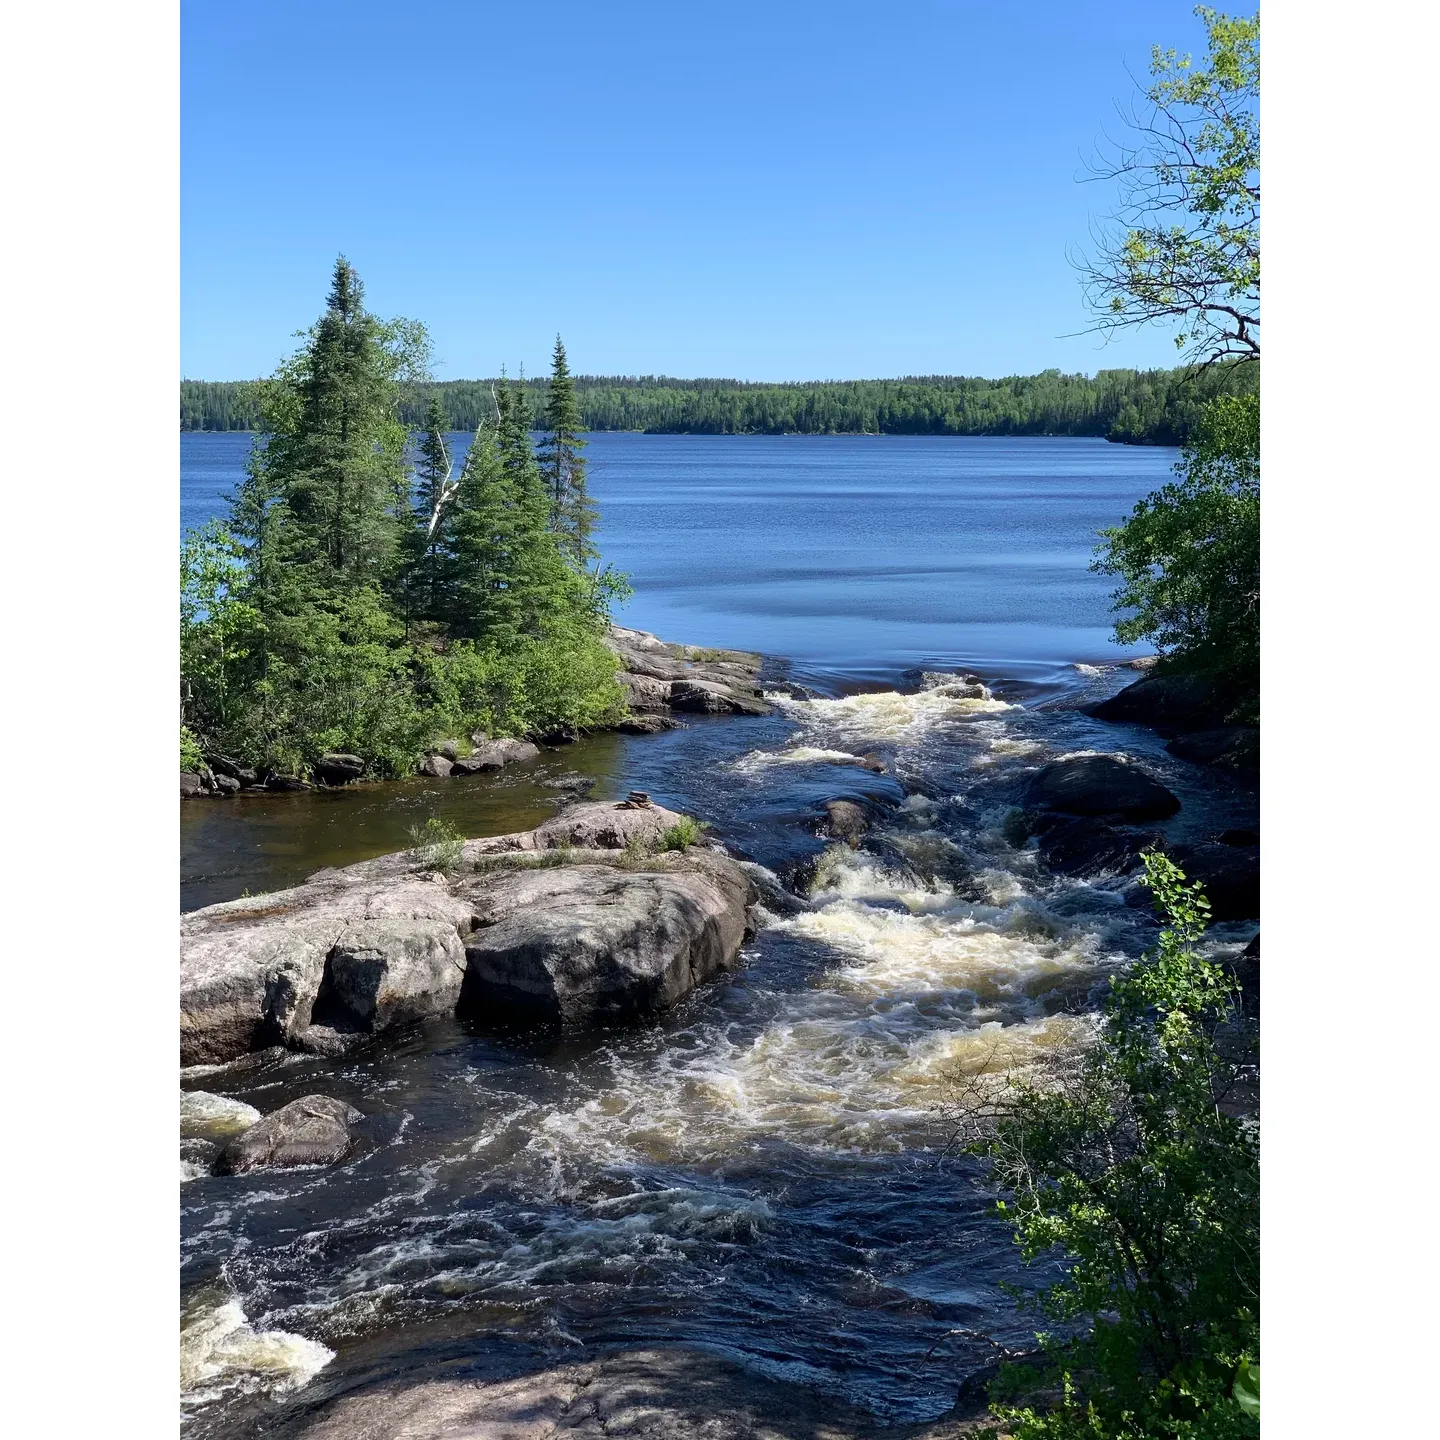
[[212, 773, 241, 796], [1022, 754, 1181, 821], [616, 713, 677, 735], [458, 849, 754, 1028], [180, 771, 203, 798], [1167, 841, 1260, 922], [1086, 669, 1235, 732], [451, 738, 540, 773], [669, 678, 770, 716], [418, 753, 453, 778], [216, 1095, 363, 1174], [1028, 813, 1160, 879], [820, 799, 869, 848], [315, 753, 365, 785]]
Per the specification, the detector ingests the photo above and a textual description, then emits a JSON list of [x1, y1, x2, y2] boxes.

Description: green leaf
[[1233, 1359, 1259, 1417]]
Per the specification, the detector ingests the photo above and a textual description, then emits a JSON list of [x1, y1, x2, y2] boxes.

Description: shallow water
[[179, 433, 1254, 1433]]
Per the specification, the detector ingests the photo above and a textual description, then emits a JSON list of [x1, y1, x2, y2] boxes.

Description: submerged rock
[[216, 1095, 363, 1174], [1023, 754, 1181, 821], [820, 799, 869, 848], [1028, 814, 1159, 879]]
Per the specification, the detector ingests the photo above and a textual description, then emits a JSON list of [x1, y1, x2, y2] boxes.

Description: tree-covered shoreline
[[182, 363, 1255, 446]]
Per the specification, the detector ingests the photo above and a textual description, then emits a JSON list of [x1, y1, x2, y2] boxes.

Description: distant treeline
[[181, 364, 1256, 446]]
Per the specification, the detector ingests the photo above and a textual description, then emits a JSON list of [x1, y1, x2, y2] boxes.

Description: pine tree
[[536, 335, 597, 565]]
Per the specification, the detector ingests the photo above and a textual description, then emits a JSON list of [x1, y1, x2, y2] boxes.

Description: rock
[[1165, 727, 1254, 766], [616, 714, 676, 735], [180, 1090, 263, 1143], [821, 799, 869, 848], [216, 1095, 363, 1174], [212, 773, 241, 796], [431, 740, 460, 762], [180, 771, 203, 798], [1167, 842, 1259, 921], [205, 754, 253, 782], [536, 726, 578, 746], [618, 670, 672, 711], [266, 775, 311, 792], [669, 679, 770, 716], [315, 753, 365, 785], [856, 751, 886, 773], [458, 851, 755, 1028], [1029, 814, 1159, 878], [1217, 827, 1260, 847], [418, 753, 453, 778], [180, 876, 478, 1065], [737, 861, 808, 916], [1086, 670, 1235, 732], [180, 1137, 220, 1180], [298, 1346, 884, 1440], [531, 799, 689, 851], [1022, 754, 1181, 821], [469, 730, 489, 748], [452, 738, 540, 773], [1230, 932, 1260, 1008]]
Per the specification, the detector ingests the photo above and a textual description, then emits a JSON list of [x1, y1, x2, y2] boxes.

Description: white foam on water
[[770, 686, 1012, 745], [180, 1299, 334, 1412], [1074, 663, 1107, 677], [733, 746, 874, 773], [181, 1091, 262, 1141]]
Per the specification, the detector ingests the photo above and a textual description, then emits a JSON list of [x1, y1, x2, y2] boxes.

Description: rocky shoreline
[[180, 626, 771, 799]]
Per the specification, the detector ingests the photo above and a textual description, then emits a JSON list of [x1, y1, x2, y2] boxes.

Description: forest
[[181, 364, 1255, 446]]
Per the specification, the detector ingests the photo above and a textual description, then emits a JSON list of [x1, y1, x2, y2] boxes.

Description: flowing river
[[180, 434, 1258, 1434]]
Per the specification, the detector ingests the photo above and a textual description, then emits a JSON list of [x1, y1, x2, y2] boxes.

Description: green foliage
[[1093, 393, 1258, 695], [179, 259, 629, 778], [180, 726, 205, 772], [659, 816, 707, 852], [536, 336, 597, 564], [181, 365, 1256, 448], [407, 816, 465, 871], [974, 853, 1258, 1439], [1082, 8, 1259, 366]]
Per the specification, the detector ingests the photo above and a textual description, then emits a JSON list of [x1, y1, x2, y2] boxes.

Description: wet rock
[[216, 1095, 363, 1174], [206, 754, 257, 784], [432, 740, 460, 761], [1165, 727, 1253, 766], [266, 775, 312, 792], [1029, 814, 1159, 878], [820, 799, 869, 848], [1218, 827, 1260, 847], [1086, 669, 1235, 732], [737, 860, 808, 916], [616, 713, 677, 735], [669, 678, 770, 716], [418, 753, 453, 778], [1230, 932, 1260, 1009], [458, 851, 755, 1028], [180, 1090, 263, 1143], [298, 1346, 884, 1440], [536, 726, 578, 746], [1023, 754, 1181, 821], [292, 1024, 368, 1057], [180, 771, 203, 798], [180, 1137, 220, 1179], [213, 773, 241, 796], [1167, 842, 1260, 922], [856, 751, 887, 772]]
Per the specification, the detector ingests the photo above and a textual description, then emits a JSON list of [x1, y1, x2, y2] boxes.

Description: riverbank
[[180, 626, 771, 800]]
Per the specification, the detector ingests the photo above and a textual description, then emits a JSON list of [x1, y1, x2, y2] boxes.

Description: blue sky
[[182, 1, 1213, 382]]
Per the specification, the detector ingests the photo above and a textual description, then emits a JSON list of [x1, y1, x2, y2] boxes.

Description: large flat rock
[[606, 625, 772, 717], [180, 804, 756, 1063]]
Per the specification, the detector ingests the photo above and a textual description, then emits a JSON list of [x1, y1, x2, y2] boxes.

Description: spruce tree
[[399, 396, 453, 624], [536, 335, 597, 565]]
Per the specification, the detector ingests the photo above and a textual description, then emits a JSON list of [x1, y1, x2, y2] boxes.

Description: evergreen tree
[[536, 335, 597, 564], [398, 396, 453, 625]]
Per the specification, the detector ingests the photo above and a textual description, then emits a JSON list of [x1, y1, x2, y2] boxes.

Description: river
[[180, 433, 1257, 1435]]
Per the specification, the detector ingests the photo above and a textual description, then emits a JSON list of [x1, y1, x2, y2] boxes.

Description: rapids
[[180, 664, 1257, 1435]]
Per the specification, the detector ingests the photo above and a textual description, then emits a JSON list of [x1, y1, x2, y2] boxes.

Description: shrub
[[968, 852, 1259, 1438], [180, 726, 205, 772], [659, 815, 708, 852], [407, 816, 465, 871]]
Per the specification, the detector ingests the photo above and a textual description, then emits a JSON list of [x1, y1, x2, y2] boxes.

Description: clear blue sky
[[182, 0, 1211, 382]]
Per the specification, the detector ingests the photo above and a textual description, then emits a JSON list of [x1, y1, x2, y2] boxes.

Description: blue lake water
[[181, 431, 1175, 683]]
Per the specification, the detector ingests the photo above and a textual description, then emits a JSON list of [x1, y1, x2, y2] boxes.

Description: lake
[[182, 430, 1173, 686]]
